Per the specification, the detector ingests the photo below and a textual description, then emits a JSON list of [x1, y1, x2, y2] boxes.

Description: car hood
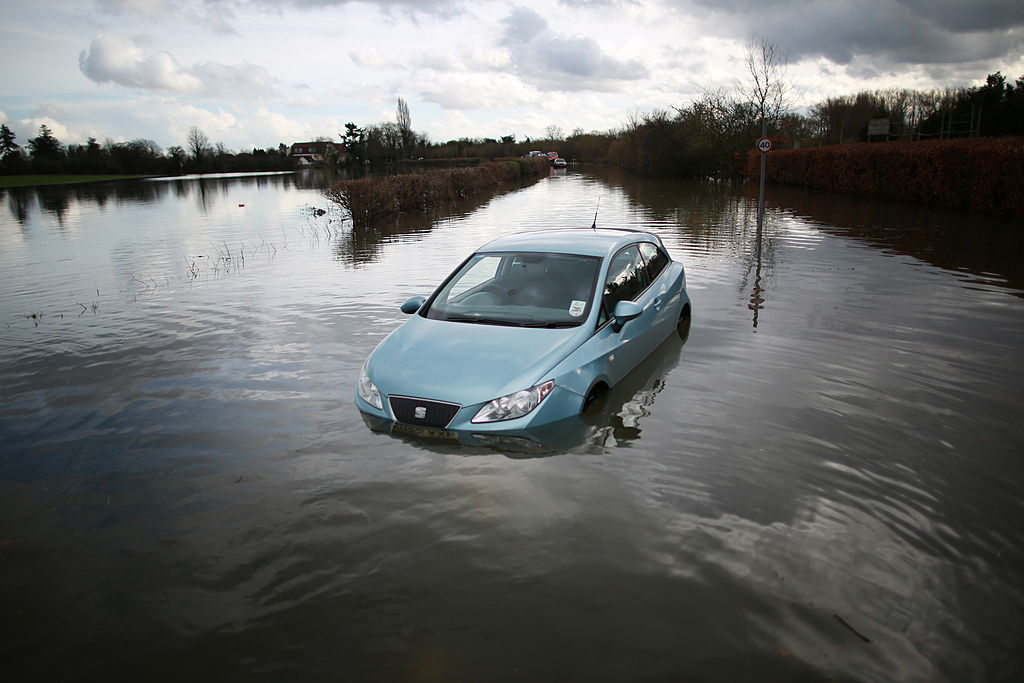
[[367, 314, 591, 406]]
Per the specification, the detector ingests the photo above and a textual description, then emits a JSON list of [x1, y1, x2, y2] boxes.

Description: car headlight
[[358, 365, 383, 410], [472, 380, 555, 423]]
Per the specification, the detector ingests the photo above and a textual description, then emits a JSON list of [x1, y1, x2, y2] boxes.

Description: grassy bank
[[325, 157, 550, 225], [0, 174, 150, 188], [747, 137, 1024, 218]]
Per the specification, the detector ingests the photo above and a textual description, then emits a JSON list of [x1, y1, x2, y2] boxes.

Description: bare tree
[[740, 36, 792, 139], [740, 36, 793, 225], [186, 126, 210, 162]]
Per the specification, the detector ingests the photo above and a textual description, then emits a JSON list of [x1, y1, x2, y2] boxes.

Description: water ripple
[[2, 170, 1023, 681]]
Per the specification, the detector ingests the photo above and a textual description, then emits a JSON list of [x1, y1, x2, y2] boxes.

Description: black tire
[[582, 384, 608, 415], [676, 304, 692, 341]]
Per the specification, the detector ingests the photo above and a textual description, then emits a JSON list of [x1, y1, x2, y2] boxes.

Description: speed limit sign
[[757, 137, 772, 153]]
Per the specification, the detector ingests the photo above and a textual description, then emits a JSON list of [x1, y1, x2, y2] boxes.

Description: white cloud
[[464, 46, 513, 71], [6, 95, 311, 150], [96, 0, 465, 28], [416, 47, 513, 73], [251, 105, 312, 143], [78, 34, 278, 97], [17, 116, 74, 143], [285, 92, 320, 108], [498, 6, 648, 91], [348, 47, 403, 69], [95, 0, 172, 20], [260, 0, 466, 19], [193, 61, 277, 95], [426, 110, 489, 141], [418, 73, 537, 110], [497, 109, 566, 138], [96, 0, 239, 34]]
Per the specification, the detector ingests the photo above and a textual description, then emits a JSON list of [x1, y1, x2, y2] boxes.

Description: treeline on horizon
[[1, 69, 1021, 180], [0, 124, 295, 177]]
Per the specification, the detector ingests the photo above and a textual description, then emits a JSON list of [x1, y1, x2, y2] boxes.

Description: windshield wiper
[[520, 321, 579, 328], [444, 315, 577, 328], [445, 315, 524, 327]]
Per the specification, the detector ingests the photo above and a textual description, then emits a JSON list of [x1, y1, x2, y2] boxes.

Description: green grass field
[[0, 174, 150, 188]]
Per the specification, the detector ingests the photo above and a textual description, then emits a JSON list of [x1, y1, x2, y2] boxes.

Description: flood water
[[2, 167, 1022, 681]]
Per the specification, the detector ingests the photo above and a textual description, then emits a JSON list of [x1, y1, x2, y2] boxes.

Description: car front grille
[[389, 395, 461, 428]]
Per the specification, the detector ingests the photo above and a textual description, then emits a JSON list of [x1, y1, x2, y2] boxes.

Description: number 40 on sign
[[757, 137, 772, 153]]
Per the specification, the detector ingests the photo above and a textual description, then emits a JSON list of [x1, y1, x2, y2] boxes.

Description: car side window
[[599, 245, 647, 326], [638, 242, 669, 283]]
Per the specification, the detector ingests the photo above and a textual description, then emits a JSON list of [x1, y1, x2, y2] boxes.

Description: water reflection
[[2, 167, 1023, 682], [749, 215, 766, 327], [330, 176, 546, 267], [594, 167, 746, 243], [587, 327, 686, 448], [0, 172, 308, 226], [588, 165, 1024, 300], [6, 189, 32, 227], [588, 168, 782, 328], [4, 168, 1021, 294], [762, 183, 1024, 293]]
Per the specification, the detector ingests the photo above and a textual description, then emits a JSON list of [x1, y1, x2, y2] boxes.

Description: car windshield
[[424, 251, 601, 328]]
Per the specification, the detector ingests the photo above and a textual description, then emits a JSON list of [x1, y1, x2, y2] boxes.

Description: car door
[[637, 241, 677, 340], [546, 244, 669, 398], [599, 244, 658, 379]]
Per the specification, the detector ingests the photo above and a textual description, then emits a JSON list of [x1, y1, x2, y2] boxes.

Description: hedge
[[746, 137, 1024, 218], [325, 157, 550, 226]]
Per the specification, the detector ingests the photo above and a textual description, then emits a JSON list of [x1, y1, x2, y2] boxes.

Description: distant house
[[289, 141, 343, 166]]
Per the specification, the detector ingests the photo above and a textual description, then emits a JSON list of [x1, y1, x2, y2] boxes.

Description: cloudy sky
[[2, 0, 1022, 152]]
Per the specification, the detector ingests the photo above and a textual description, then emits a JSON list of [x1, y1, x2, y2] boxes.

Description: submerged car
[[355, 228, 691, 436]]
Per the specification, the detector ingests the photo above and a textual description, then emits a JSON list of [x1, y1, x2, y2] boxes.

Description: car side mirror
[[611, 300, 642, 332], [400, 296, 426, 314]]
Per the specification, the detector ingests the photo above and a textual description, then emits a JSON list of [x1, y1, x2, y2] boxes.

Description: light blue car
[[356, 228, 691, 439]]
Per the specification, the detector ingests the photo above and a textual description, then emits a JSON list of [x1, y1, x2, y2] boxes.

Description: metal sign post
[[756, 137, 771, 227]]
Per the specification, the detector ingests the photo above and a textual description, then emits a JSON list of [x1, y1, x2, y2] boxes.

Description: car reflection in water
[[360, 319, 689, 457]]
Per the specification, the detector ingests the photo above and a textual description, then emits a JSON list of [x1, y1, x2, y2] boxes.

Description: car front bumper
[[354, 381, 585, 434]]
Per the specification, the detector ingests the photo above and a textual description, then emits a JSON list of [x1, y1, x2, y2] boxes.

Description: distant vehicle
[[551, 157, 567, 168], [547, 151, 559, 159], [355, 228, 691, 436], [525, 150, 546, 157]]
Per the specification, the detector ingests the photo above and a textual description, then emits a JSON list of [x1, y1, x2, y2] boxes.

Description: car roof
[[477, 228, 664, 258]]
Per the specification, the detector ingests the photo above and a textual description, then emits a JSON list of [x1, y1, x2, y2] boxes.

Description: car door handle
[[653, 296, 663, 310]]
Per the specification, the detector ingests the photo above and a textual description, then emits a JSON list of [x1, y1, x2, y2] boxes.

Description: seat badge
[[414, 406, 427, 420]]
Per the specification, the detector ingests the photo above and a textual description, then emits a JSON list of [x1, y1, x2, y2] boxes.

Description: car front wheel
[[582, 383, 608, 415], [677, 303, 692, 340]]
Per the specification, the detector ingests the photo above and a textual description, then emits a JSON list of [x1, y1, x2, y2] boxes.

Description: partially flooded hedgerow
[[747, 137, 1024, 218], [325, 157, 550, 226]]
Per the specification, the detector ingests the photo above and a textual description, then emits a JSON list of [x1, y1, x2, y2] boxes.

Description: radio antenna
[[591, 196, 601, 231]]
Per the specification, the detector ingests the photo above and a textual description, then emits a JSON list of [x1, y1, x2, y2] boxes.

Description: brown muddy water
[[1, 166, 1022, 681]]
